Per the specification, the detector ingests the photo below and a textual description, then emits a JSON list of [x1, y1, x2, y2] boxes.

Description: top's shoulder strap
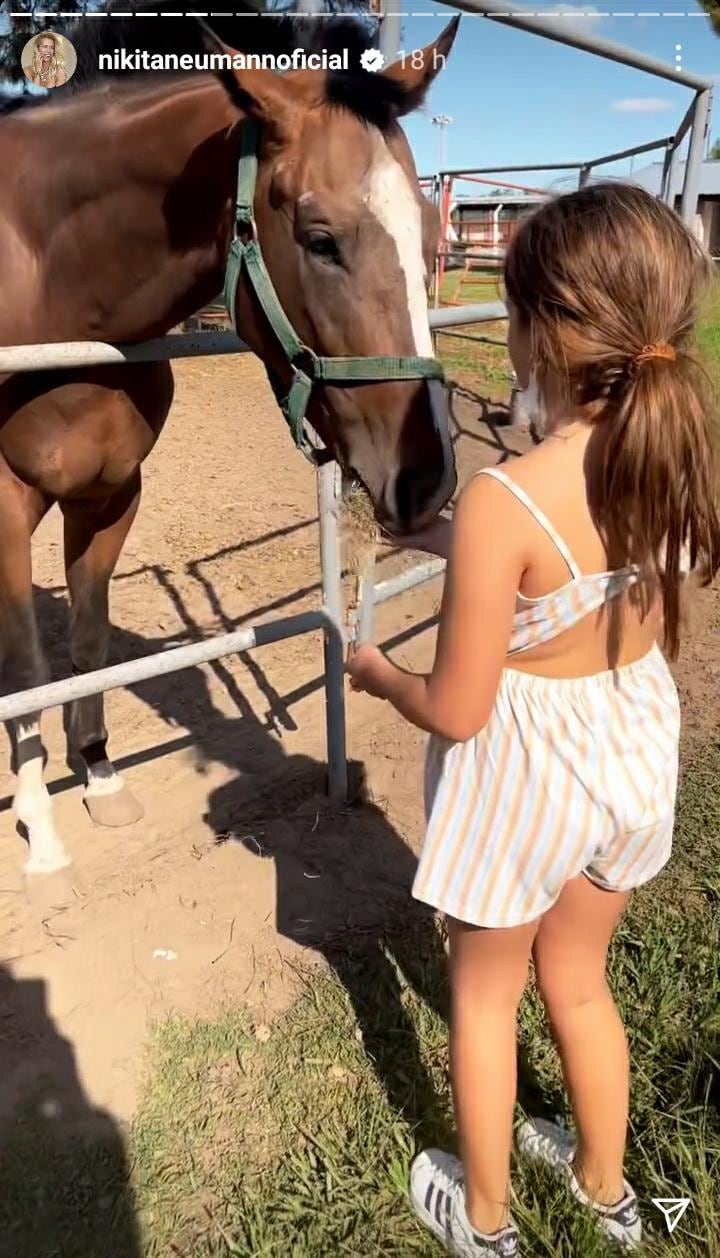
[[475, 467, 582, 580]]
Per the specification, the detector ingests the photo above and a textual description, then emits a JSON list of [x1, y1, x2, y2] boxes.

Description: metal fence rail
[[0, 331, 250, 373], [429, 0, 713, 92], [0, 609, 339, 725], [0, 305, 506, 374], [417, 0, 713, 247]]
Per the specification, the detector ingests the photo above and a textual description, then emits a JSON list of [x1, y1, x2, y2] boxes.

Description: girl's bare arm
[[348, 479, 523, 741]]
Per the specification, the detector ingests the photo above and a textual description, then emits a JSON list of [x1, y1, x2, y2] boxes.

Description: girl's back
[[481, 432, 660, 680]]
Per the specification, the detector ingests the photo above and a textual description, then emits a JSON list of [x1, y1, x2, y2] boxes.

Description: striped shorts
[[414, 645, 680, 929]]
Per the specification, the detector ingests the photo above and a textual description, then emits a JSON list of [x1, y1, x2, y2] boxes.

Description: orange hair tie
[[633, 342, 677, 369]]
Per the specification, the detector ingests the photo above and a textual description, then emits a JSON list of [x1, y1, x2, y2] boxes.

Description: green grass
[[120, 739, 720, 1258], [0, 1091, 143, 1258], [698, 277, 720, 409], [434, 271, 510, 386], [436, 328, 510, 383], [439, 270, 504, 307]]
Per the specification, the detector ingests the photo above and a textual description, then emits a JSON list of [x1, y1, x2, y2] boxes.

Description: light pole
[[432, 114, 453, 171]]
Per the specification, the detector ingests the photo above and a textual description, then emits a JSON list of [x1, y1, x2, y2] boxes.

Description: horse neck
[[2, 78, 240, 345]]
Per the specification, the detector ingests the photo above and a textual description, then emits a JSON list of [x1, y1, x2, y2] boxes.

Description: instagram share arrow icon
[[652, 1198, 691, 1234]]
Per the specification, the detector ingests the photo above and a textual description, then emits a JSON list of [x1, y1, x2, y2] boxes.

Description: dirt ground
[[0, 354, 717, 1138]]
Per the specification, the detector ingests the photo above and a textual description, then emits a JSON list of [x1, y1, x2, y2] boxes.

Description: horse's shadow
[[0, 965, 141, 1258], [28, 577, 321, 804]]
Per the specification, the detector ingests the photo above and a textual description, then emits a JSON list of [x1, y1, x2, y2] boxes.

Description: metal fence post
[[659, 141, 674, 205], [680, 89, 712, 229], [317, 460, 349, 802], [356, 558, 377, 645]]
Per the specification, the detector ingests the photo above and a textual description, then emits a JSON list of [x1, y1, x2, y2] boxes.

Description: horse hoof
[[84, 782, 145, 828]]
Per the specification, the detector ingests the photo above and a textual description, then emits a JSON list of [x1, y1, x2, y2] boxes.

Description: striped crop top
[[477, 467, 642, 657]]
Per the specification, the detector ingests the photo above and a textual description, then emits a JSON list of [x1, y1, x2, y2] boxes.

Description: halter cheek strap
[[223, 118, 446, 464]]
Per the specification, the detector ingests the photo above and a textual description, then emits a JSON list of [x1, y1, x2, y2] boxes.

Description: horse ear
[[198, 20, 295, 139], [221, 65, 295, 138], [380, 16, 459, 116]]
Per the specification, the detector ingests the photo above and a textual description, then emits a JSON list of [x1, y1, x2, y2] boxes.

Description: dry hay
[[339, 481, 379, 641], [339, 481, 379, 577]]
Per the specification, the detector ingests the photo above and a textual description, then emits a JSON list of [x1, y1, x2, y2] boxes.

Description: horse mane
[[1, 3, 404, 129]]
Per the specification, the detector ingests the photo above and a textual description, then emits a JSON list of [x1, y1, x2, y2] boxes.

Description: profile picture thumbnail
[[21, 31, 77, 90]]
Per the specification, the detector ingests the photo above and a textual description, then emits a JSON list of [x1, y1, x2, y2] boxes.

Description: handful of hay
[[340, 480, 379, 576], [340, 480, 379, 644]]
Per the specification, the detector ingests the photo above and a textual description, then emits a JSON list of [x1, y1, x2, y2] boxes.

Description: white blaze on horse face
[[13, 718, 71, 875], [365, 138, 433, 356]]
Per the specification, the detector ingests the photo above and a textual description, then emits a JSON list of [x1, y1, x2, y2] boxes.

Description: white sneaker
[[516, 1117, 642, 1250], [410, 1149, 519, 1257]]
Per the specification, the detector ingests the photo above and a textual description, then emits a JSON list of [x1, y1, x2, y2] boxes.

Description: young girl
[[347, 182, 719, 1256]]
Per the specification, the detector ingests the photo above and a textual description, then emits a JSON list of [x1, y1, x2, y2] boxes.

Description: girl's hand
[[346, 643, 393, 698]]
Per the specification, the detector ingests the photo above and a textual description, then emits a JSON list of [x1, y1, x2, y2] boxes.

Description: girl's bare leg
[[447, 916, 539, 1233], [532, 875, 631, 1205]]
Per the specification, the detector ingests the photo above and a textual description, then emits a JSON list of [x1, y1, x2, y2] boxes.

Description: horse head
[[215, 21, 459, 534]]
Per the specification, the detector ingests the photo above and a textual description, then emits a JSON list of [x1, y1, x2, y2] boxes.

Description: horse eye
[[305, 231, 340, 262]]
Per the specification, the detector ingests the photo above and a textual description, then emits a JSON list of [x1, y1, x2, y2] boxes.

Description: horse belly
[[0, 380, 158, 500]]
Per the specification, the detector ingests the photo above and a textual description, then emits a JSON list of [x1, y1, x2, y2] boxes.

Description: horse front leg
[[0, 474, 69, 874], [61, 471, 144, 828]]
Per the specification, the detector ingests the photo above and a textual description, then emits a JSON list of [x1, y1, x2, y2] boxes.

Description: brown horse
[[0, 18, 458, 876]]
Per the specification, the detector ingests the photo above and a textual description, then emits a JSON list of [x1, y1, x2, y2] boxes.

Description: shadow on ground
[[0, 966, 140, 1258]]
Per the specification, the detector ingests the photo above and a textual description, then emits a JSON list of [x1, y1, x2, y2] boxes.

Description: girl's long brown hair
[[504, 181, 720, 658]]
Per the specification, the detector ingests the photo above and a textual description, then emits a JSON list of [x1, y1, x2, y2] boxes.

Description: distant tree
[[698, 0, 720, 33], [711, 137, 720, 159]]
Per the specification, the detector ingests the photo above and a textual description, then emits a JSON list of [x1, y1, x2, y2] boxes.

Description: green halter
[[223, 119, 446, 463]]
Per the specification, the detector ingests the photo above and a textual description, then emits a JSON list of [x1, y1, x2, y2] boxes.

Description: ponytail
[[595, 350, 719, 658]]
